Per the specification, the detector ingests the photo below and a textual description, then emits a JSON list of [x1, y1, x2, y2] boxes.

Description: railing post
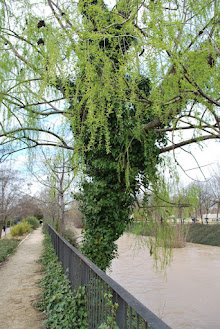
[[113, 292, 127, 328]]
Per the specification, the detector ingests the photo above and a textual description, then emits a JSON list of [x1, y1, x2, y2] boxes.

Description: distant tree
[[14, 194, 40, 220], [29, 148, 77, 234], [210, 164, 220, 221], [37, 188, 60, 226], [33, 208, 44, 221], [0, 166, 22, 237], [65, 201, 83, 229]]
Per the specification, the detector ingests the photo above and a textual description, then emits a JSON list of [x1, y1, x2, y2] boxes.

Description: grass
[[0, 238, 21, 263], [186, 224, 220, 246]]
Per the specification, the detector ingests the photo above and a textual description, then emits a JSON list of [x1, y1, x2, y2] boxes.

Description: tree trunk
[[58, 194, 65, 235], [217, 203, 220, 222], [0, 222, 3, 239]]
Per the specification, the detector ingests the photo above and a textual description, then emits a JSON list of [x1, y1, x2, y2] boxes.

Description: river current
[[107, 233, 220, 329]]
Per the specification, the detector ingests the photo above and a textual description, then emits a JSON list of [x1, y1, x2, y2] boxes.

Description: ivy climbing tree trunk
[[74, 0, 167, 270]]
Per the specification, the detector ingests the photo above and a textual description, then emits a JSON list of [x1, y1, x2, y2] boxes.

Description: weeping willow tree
[[0, 0, 220, 270]]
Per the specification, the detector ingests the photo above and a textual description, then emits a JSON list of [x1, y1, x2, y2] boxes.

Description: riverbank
[[129, 222, 220, 247], [186, 223, 220, 246]]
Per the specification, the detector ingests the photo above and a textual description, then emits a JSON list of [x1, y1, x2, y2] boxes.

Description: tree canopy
[[0, 0, 219, 157]]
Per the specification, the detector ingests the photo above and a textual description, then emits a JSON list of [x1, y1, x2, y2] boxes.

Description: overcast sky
[[173, 139, 220, 185]]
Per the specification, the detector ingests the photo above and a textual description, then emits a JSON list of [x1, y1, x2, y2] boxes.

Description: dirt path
[[0, 227, 44, 329]]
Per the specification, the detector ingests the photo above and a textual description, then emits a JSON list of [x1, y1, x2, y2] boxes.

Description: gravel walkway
[[0, 228, 44, 329]]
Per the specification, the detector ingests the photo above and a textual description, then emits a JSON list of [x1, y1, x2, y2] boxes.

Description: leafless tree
[[209, 164, 220, 221], [29, 148, 77, 234], [65, 201, 83, 229], [14, 194, 43, 220], [0, 166, 22, 237], [37, 188, 60, 226]]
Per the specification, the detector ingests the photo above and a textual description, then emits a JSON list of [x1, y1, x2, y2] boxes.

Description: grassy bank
[[0, 238, 21, 263], [186, 224, 220, 246], [128, 222, 220, 247]]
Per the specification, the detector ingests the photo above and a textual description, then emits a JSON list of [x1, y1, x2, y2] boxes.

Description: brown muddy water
[[107, 233, 220, 329]]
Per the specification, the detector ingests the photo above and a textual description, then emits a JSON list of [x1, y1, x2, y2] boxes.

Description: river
[[107, 233, 220, 329]]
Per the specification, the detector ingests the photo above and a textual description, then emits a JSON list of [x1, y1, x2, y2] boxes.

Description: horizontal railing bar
[[48, 225, 171, 329]]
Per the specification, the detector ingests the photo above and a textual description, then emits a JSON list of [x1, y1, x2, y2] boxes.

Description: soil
[[0, 227, 44, 329]]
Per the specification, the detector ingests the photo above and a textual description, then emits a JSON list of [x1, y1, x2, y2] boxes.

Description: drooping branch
[[47, 0, 76, 48], [50, 0, 74, 28], [0, 35, 38, 72], [139, 186, 191, 209]]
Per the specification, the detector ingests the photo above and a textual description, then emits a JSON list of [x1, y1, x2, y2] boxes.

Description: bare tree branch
[[159, 134, 220, 154]]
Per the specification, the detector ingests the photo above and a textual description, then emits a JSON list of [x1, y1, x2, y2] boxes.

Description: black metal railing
[[48, 225, 171, 329]]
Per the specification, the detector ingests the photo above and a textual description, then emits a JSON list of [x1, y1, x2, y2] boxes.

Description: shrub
[[22, 216, 40, 229], [10, 222, 32, 236]]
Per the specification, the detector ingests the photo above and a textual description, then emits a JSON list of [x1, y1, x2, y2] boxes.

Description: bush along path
[[0, 227, 44, 329]]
